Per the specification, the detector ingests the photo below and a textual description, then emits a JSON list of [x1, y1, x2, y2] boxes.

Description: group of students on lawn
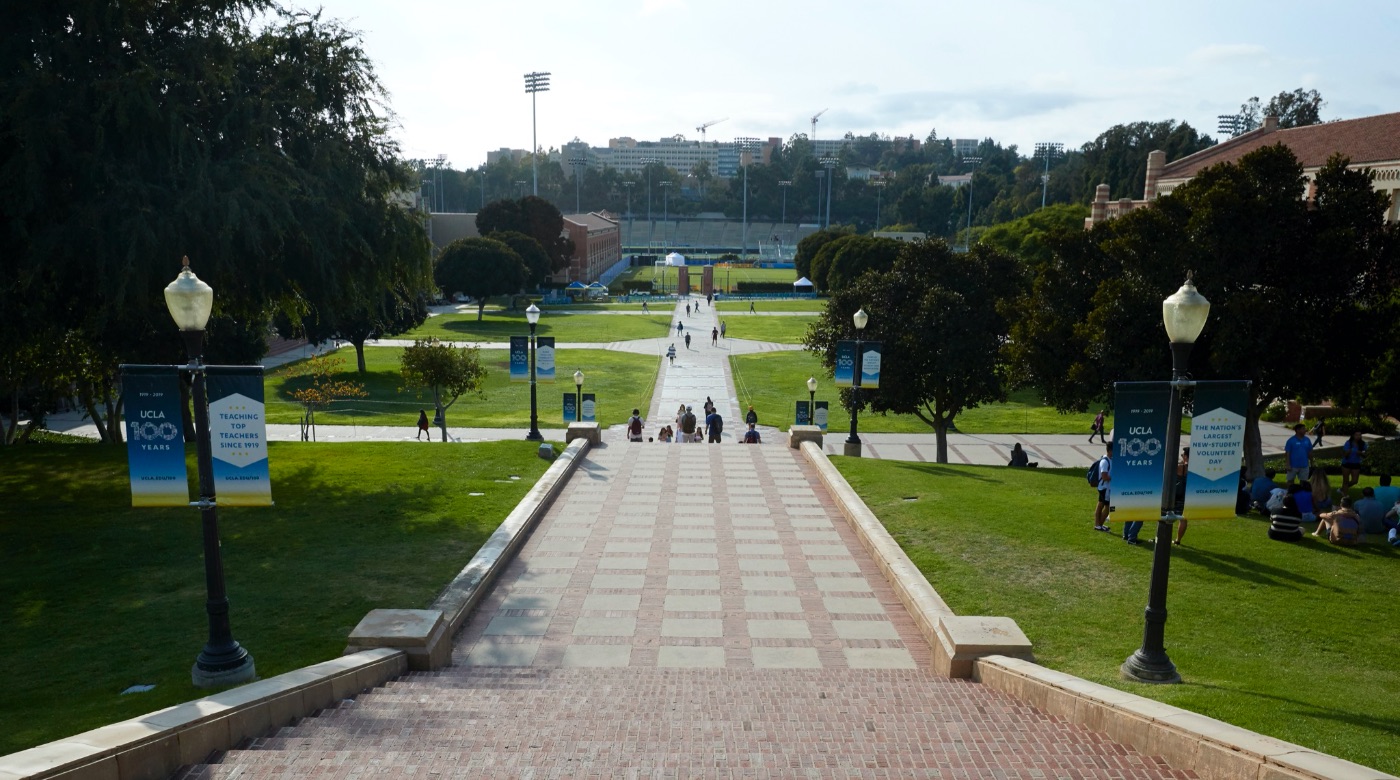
[[1090, 422, 1400, 547]]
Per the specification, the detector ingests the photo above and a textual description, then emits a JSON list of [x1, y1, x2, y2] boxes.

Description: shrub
[[1260, 402, 1288, 422], [1365, 438, 1400, 477]]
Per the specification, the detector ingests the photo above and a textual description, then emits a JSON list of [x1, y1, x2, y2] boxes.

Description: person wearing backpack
[[680, 406, 698, 442], [1091, 443, 1113, 533], [627, 409, 645, 443]]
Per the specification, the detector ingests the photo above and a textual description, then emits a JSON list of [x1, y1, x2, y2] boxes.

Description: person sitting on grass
[[1251, 468, 1280, 513], [1373, 474, 1400, 508], [1314, 497, 1362, 545], [1007, 443, 1038, 468], [1290, 482, 1317, 523], [1310, 469, 1334, 513], [1268, 492, 1305, 542], [1354, 486, 1388, 536]]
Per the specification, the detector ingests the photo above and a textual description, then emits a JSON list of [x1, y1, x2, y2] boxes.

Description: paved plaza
[[169, 299, 1200, 778]]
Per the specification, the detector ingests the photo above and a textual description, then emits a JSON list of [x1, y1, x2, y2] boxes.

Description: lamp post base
[[843, 440, 862, 457], [525, 430, 543, 442], [1120, 650, 1181, 685], [192, 653, 256, 688]]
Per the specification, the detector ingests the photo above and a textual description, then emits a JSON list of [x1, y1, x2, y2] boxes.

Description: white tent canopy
[[664, 252, 687, 266], [793, 277, 814, 289]]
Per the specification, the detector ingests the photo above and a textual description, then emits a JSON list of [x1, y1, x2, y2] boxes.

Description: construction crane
[[696, 117, 728, 143], [811, 108, 828, 142]]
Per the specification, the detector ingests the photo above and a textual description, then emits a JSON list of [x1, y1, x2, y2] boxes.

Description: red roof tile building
[[1086, 112, 1400, 228]]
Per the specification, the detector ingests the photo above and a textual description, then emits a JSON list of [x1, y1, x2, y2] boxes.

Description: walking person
[[711, 326, 719, 346], [749, 300, 755, 314], [1175, 447, 1190, 545], [1310, 418, 1327, 447], [745, 405, 758, 427], [416, 409, 430, 441], [719, 321, 726, 339], [627, 409, 645, 443], [686, 302, 691, 317], [1092, 443, 1113, 533], [1089, 410, 1108, 443], [676, 321, 684, 336], [642, 301, 649, 313], [666, 343, 677, 365], [705, 407, 723, 443], [684, 332, 691, 349]]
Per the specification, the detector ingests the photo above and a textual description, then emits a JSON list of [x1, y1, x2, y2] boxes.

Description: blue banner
[[563, 393, 577, 422], [581, 393, 596, 423], [859, 341, 882, 389], [814, 401, 829, 431], [795, 401, 811, 426], [206, 367, 273, 507], [1111, 382, 1173, 522], [537, 337, 555, 383], [121, 365, 189, 507], [1185, 381, 1251, 520], [834, 341, 855, 387], [509, 336, 529, 383]]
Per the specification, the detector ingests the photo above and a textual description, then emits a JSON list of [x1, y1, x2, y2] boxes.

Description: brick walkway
[[180, 442, 1194, 779]]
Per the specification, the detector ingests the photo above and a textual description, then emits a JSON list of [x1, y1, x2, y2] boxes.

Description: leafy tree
[[821, 236, 902, 293], [1010, 145, 1399, 477], [296, 286, 430, 373], [794, 226, 855, 280], [399, 338, 487, 441], [1226, 89, 1326, 136], [1075, 120, 1215, 202], [978, 203, 1091, 266], [493, 231, 552, 288], [285, 353, 368, 441], [1, 1, 427, 441], [476, 196, 575, 273], [806, 241, 1024, 461], [434, 238, 527, 320]]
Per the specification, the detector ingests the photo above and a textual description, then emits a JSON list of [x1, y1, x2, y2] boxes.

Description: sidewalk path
[[182, 441, 1193, 779]]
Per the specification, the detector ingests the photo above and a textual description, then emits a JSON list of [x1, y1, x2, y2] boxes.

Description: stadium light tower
[[735, 138, 759, 259], [819, 157, 839, 230], [523, 71, 551, 196], [778, 180, 793, 224], [1033, 142, 1063, 209], [569, 156, 587, 214], [962, 156, 981, 251]]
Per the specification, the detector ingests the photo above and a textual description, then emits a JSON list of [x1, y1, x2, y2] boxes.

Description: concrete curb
[[798, 441, 955, 652], [974, 655, 1397, 780], [802, 442, 1396, 780], [0, 649, 407, 780], [430, 437, 590, 636]]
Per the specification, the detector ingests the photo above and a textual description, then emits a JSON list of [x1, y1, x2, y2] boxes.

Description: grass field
[[0, 441, 554, 755], [730, 351, 1106, 433], [834, 458, 1399, 774], [611, 265, 796, 294], [406, 311, 673, 342], [720, 315, 817, 345], [266, 346, 661, 429], [716, 299, 826, 313]]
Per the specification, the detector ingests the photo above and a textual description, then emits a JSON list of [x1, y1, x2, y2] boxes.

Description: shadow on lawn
[[1186, 680, 1400, 747], [1173, 547, 1341, 592]]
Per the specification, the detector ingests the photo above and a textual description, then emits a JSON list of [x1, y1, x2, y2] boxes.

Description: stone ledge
[[565, 422, 600, 444], [932, 616, 1034, 679], [0, 649, 407, 780], [973, 655, 1397, 780], [787, 425, 823, 449], [430, 437, 590, 636], [345, 608, 451, 671], [798, 440, 957, 667]]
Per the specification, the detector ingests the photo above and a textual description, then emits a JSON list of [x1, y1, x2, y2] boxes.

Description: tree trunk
[[107, 383, 123, 445], [353, 339, 367, 373], [477, 300, 487, 322], [934, 418, 949, 463], [4, 390, 16, 445], [435, 388, 447, 442]]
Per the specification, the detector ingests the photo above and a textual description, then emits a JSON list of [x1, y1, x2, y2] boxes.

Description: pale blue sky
[[313, 0, 1400, 168]]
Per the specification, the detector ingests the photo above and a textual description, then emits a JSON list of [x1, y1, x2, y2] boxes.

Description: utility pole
[[1034, 142, 1063, 209]]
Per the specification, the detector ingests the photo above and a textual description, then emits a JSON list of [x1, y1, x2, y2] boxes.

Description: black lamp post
[[1121, 277, 1210, 685], [574, 369, 585, 422], [525, 304, 542, 441], [807, 376, 817, 413], [844, 308, 868, 457], [164, 259, 256, 687]]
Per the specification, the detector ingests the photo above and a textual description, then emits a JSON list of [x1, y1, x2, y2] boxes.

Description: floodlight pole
[[1035, 142, 1063, 209], [820, 157, 838, 229], [524, 71, 551, 196]]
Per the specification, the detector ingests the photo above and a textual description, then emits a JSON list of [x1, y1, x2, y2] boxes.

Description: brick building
[[1087, 111, 1400, 228], [561, 213, 621, 283]]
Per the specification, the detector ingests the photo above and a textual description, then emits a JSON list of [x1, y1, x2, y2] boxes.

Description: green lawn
[[406, 311, 673, 342], [716, 299, 826, 313], [0, 441, 555, 755], [267, 346, 661, 429], [835, 458, 1399, 775], [730, 351, 1106, 433], [720, 315, 817, 345]]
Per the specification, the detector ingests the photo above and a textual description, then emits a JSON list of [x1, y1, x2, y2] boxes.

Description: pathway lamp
[[164, 259, 256, 687], [526, 304, 542, 441], [845, 308, 868, 457], [1120, 277, 1210, 685], [574, 369, 585, 420], [807, 376, 818, 425]]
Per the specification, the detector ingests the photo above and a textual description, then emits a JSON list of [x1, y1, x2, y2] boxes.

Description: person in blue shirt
[[1373, 474, 1400, 509], [1283, 424, 1313, 485], [1250, 468, 1280, 513], [1354, 487, 1387, 535], [1339, 431, 1367, 494], [1290, 483, 1316, 522]]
